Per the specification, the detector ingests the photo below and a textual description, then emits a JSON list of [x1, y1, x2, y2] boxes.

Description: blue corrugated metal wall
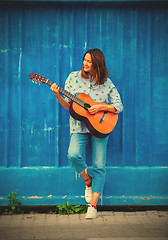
[[0, 1, 168, 205]]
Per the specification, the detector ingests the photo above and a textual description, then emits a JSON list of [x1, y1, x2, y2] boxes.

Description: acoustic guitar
[[29, 73, 118, 138]]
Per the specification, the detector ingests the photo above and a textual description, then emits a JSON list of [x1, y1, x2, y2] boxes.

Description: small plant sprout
[[6, 191, 22, 214]]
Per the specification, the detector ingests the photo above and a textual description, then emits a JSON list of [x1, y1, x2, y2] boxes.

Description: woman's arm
[[88, 104, 117, 115], [50, 83, 70, 110]]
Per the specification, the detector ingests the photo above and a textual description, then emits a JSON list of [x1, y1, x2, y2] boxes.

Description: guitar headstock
[[29, 73, 48, 84]]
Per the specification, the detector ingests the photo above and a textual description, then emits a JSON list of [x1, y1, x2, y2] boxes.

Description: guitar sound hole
[[84, 103, 91, 110]]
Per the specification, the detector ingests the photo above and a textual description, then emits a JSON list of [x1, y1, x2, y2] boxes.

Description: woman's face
[[83, 53, 93, 74]]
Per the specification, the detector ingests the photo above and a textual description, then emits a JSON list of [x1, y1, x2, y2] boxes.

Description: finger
[[88, 108, 95, 115], [50, 83, 55, 90], [51, 83, 58, 91]]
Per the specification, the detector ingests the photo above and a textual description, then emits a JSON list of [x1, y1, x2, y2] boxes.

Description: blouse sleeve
[[109, 85, 123, 114], [64, 73, 72, 103]]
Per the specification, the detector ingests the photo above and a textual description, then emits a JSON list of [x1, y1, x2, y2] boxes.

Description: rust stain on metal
[[27, 196, 43, 199]]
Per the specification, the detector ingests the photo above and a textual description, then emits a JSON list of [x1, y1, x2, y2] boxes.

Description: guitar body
[[69, 93, 118, 138]]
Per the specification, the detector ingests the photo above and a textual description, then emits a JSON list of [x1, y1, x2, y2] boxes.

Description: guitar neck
[[45, 79, 87, 109], [29, 73, 91, 110]]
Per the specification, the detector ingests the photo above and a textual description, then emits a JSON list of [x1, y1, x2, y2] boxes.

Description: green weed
[[5, 191, 22, 214], [53, 201, 88, 215]]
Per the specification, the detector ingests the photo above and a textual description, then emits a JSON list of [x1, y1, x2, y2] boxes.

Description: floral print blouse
[[64, 70, 123, 135]]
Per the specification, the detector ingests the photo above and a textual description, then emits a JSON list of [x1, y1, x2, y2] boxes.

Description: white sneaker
[[85, 204, 98, 219], [85, 186, 92, 203]]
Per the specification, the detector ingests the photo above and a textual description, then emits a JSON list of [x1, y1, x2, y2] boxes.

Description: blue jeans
[[68, 133, 109, 195]]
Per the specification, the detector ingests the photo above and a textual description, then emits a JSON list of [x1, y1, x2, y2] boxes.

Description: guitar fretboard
[[46, 79, 88, 109]]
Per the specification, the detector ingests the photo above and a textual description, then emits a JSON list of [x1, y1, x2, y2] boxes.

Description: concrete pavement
[[0, 210, 168, 239]]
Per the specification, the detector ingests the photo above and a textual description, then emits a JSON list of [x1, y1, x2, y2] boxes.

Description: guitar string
[[40, 77, 85, 108]]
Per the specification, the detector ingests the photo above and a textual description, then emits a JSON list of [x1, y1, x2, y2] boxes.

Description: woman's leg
[[68, 133, 90, 174], [85, 135, 109, 219], [90, 192, 101, 206], [91, 135, 109, 205], [80, 169, 92, 185], [68, 133, 92, 204]]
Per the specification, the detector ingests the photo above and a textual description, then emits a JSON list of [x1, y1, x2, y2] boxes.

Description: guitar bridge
[[99, 111, 107, 124]]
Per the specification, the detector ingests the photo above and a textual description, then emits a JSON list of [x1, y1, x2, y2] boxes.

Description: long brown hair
[[81, 48, 109, 85]]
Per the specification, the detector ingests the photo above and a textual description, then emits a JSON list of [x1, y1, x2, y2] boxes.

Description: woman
[[51, 49, 123, 219]]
